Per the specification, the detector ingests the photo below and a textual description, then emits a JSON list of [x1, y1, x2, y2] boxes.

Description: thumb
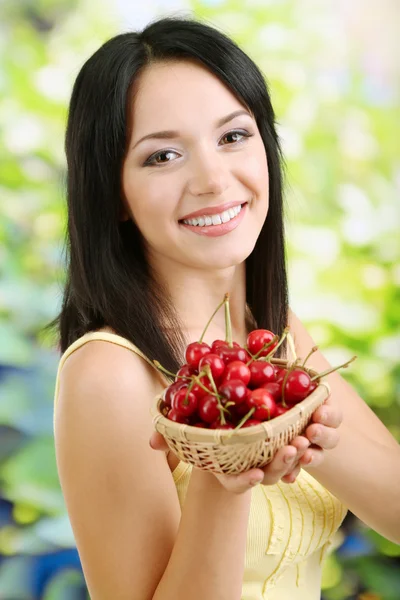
[[149, 431, 169, 452]]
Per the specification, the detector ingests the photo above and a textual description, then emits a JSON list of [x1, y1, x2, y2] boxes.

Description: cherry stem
[[191, 372, 228, 415], [281, 358, 301, 407], [302, 346, 319, 368], [184, 377, 196, 405], [192, 372, 214, 395], [199, 295, 227, 343], [246, 335, 279, 366], [224, 401, 236, 409], [234, 407, 256, 430], [203, 365, 226, 425], [310, 356, 357, 382], [265, 327, 290, 360], [153, 360, 180, 381], [224, 293, 233, 348]]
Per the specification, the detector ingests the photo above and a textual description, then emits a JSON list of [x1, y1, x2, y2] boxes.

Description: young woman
[[53, 16, 400, 600]]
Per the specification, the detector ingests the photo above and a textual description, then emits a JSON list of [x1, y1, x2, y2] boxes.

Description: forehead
[[129, 61, 244, 133]]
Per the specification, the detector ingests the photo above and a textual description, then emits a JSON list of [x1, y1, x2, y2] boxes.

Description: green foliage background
[[0, 0, 399, 598]]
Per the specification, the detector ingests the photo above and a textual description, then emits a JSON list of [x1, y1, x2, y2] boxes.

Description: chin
[[195, 242, 257, 271]]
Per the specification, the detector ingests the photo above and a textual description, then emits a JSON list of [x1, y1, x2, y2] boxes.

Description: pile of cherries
[[155, 295, 353, 431]]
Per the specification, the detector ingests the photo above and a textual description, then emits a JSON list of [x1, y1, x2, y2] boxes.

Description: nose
[[188, 151, 230, 197]]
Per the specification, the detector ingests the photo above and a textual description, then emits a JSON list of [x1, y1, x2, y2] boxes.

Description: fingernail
[[250, 477, 263, 486], [284, 453, 296, 464], [319, 411, 326, 423], [149, 439, 155, 449], [311, 427, 321, 443]]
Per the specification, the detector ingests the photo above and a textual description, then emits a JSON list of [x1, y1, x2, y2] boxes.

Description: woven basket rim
[[151, 359, 330, 445]]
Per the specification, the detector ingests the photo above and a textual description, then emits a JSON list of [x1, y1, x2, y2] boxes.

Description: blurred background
[[0, 0, 399, 598]]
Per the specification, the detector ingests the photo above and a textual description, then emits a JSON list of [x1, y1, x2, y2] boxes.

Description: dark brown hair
[[51, 16, 288, 373]]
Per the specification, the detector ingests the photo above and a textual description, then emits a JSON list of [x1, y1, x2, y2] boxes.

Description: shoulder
[[60, 332, 159, 391], [55, 333, 165, 443], [287, 308, 315, 354]]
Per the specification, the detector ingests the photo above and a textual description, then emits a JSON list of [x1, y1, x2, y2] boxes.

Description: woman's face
[[122, 60, 269, 274]]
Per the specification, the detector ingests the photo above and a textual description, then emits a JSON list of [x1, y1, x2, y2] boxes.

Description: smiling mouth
[[179, 203, 245, 227]]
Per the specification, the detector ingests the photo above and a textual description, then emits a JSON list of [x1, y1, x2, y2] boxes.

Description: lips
[[180, 201, 245, 221]]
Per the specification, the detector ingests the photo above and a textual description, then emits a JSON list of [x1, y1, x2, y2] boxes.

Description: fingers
[[298, 446, 324, 468], [305, 423, 340, 450], [308, 394, 342, 451], [205, 436, 311, 493], [281, 464, 301, 484], [215, 468, 266, 494], [289, 435, 310, 454], [216, 444, 301, 493], [260, 445, 301, 485], [312, 396, 343, 429], [149, 431, 169, 452]]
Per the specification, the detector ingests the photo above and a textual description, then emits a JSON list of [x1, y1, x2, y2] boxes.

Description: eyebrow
[[130, 109, 252, 151]]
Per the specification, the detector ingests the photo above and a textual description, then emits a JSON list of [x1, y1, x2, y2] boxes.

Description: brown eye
[[144, 150, 180, 166], [220, 129, 252, 145]]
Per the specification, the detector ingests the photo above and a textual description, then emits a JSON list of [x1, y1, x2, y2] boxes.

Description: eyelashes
[[143, 129, 254, 167]]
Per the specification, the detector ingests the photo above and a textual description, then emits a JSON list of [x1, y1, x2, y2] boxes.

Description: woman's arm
[[289, 310, 400, 544], [55, 341, 256, 600]]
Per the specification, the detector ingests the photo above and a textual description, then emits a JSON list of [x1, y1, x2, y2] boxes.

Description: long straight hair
[[52, 16, 288, 374]]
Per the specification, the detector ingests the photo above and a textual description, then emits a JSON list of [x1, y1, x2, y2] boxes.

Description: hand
[[149, 431, 310, 494], [298, 393, 343, 469]]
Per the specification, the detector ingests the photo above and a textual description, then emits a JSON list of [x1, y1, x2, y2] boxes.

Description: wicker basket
[[151, 358, 330, 475]]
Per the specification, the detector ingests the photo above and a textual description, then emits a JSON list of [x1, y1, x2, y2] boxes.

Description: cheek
[[123, 170, 163, 220], [122, 169, 183, 245], [239, 147, 269, 198]]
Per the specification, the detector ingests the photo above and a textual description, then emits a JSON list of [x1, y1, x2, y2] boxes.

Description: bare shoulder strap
[[54, 331, 169, 416], [286, 330, 297, 363]]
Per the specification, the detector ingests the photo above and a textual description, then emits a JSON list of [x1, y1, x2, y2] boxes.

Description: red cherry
[[190, 379, 210, 399], [211, 340, 228, 352], [198, 353, 225, 383], [242, 418, 263, 427], [218, 379, 249, 405], [217, 345, 250, 365], [274, 368, 288, 396], [275, 403, 290, 416], [223, 360, 251, 386], [247, 329, 277, 357], [231, 401, 251, 418], [185, 342, 211, 369], [247, 389, 277, 421], [284, 368, 311, 404], [171, 388, 198, 417], [198, 394, 221, 424], [163, 380, 186, 407], [192, 422, 209, 428], [275, 367, 287, 381], [249, 361, 276, 388], [167, 408, 190, 424], [211, 339, 241, 352], [175, 364, 195, 381], [210, 420, 235, 429], [260, 381, 281, 401], [309, 381, 318, 394]]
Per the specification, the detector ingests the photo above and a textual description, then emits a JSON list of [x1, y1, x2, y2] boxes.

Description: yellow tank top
[[54, 331, 347, 600]]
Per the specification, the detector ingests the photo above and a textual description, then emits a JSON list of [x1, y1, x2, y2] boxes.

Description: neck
[[152, 261, 249, 347]]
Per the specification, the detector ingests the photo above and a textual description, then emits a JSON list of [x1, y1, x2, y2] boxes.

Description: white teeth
[[182, 204, 242, 227], [221, 210, 231, 223], [212, 214, 222, 225]]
